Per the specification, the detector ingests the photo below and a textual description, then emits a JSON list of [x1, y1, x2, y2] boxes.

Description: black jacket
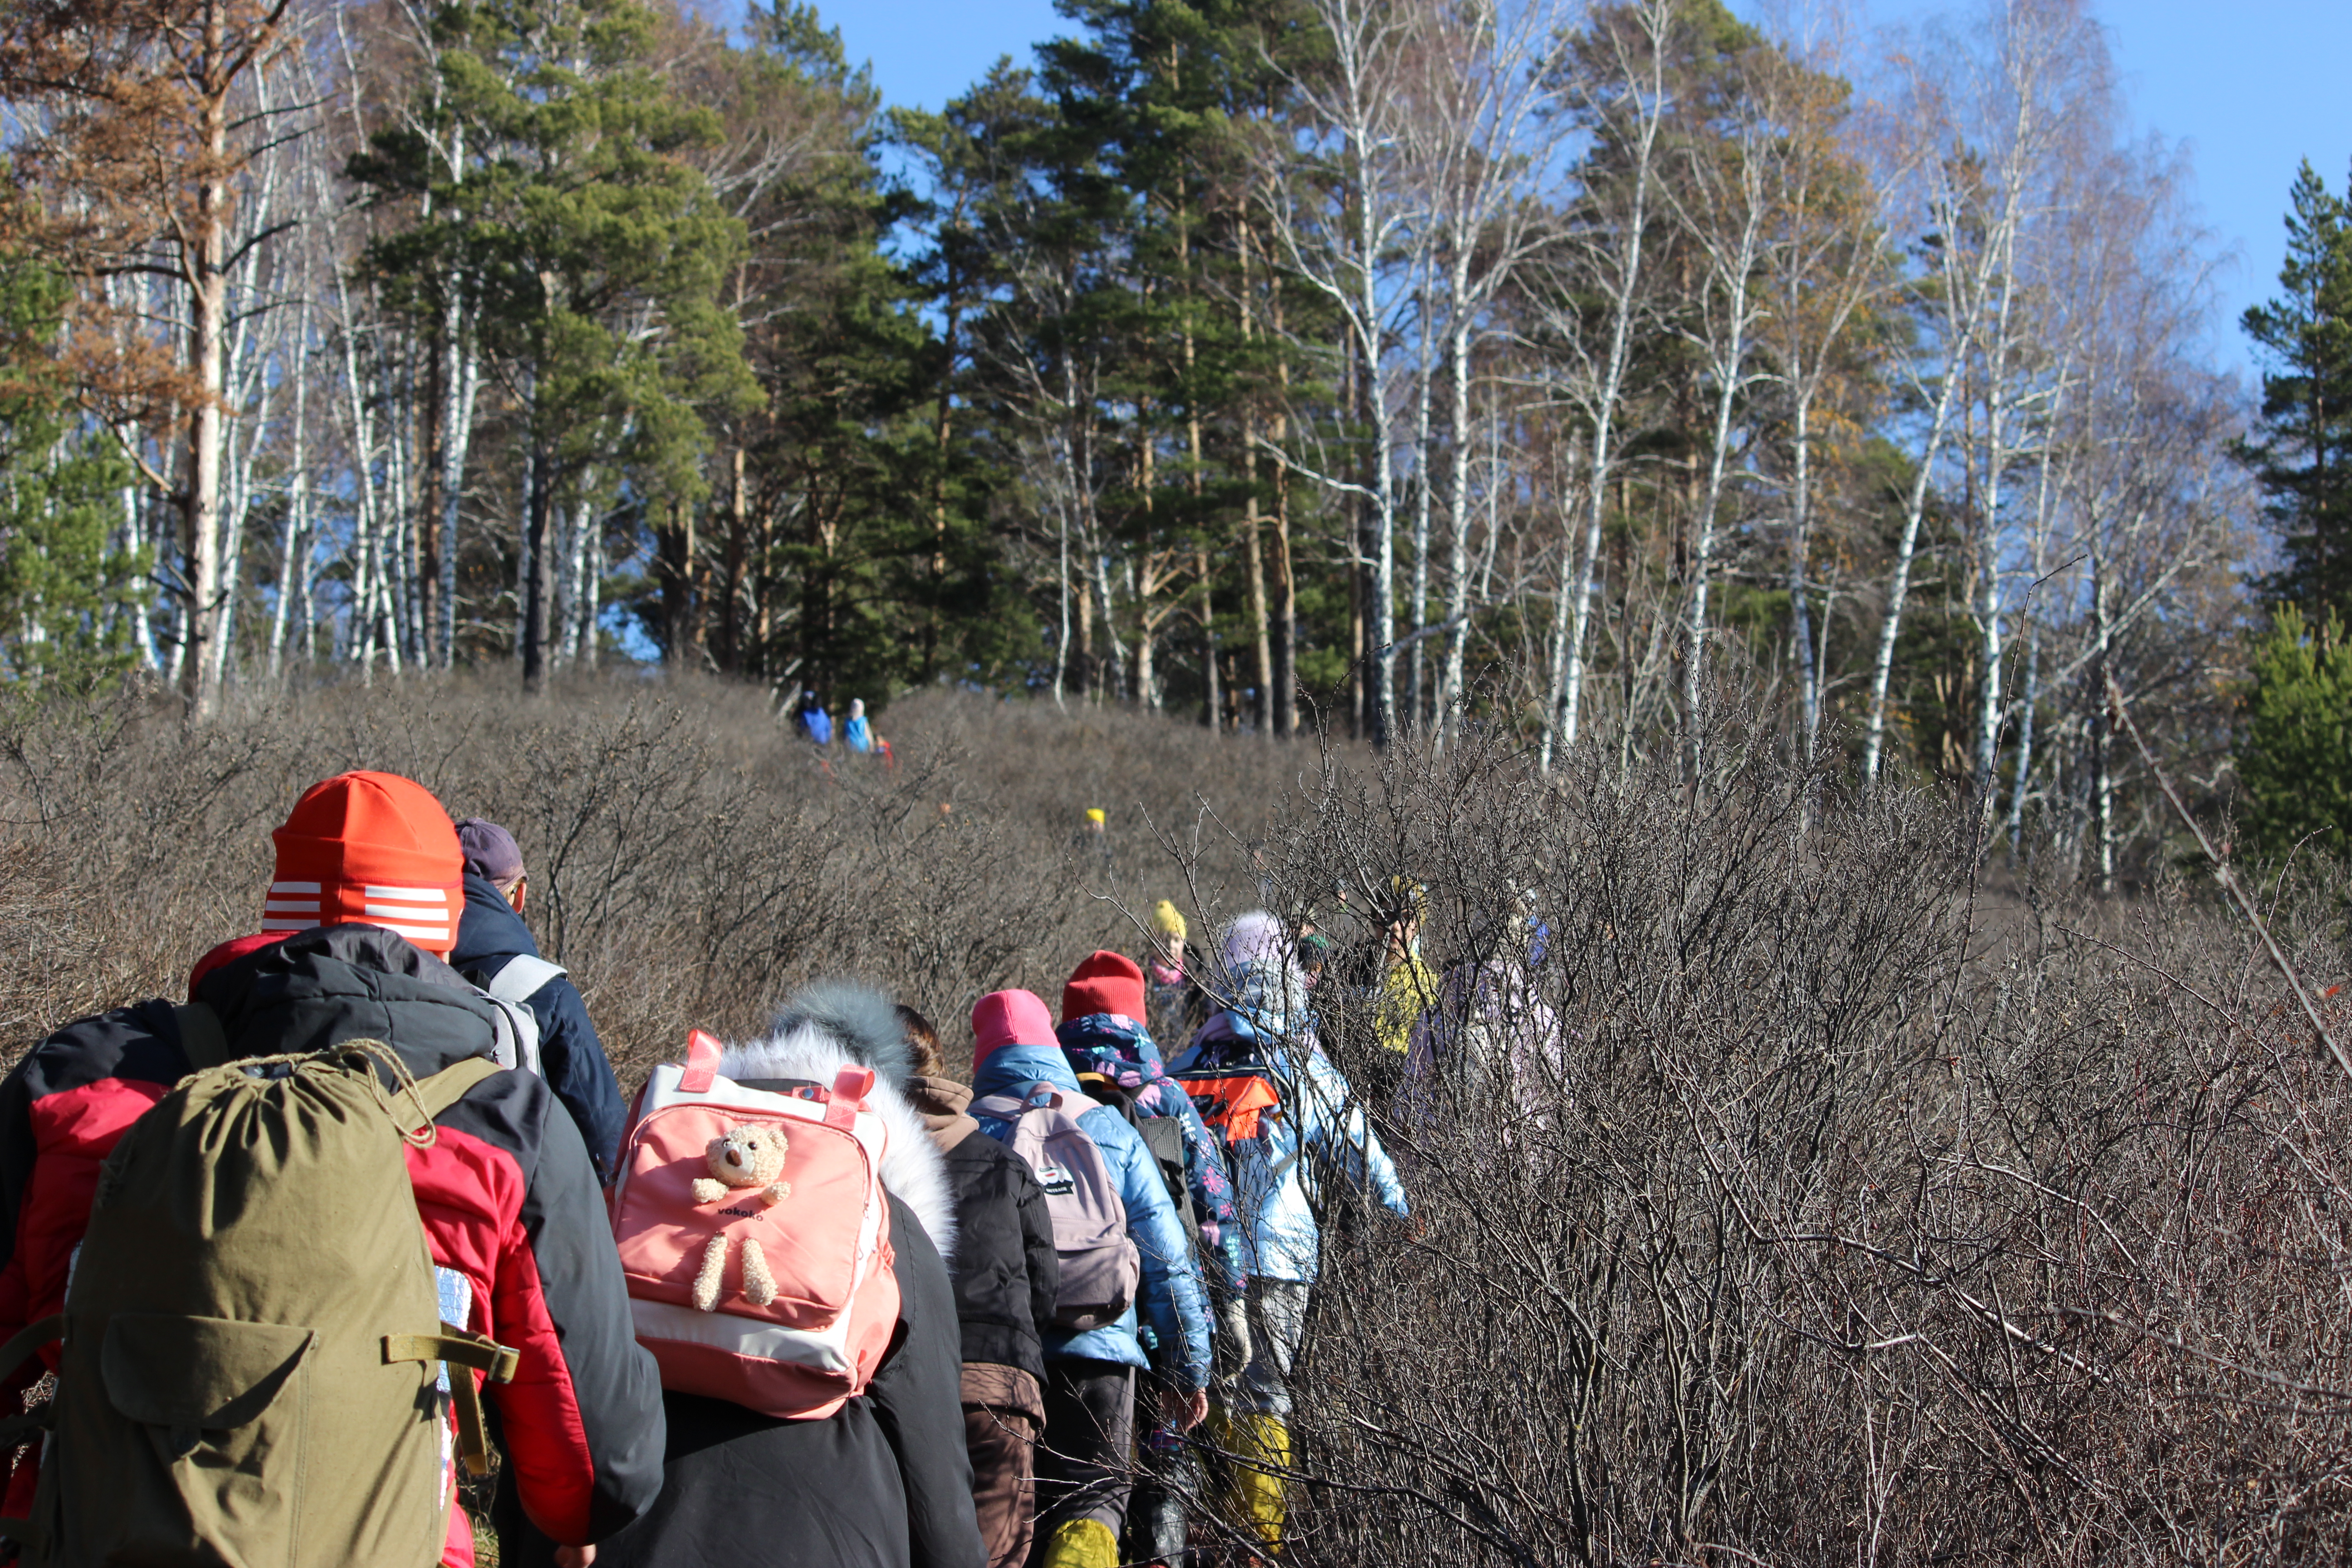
[[497, 1191, 985, 1568], [910, 1076, 1059, 1380], [0, 925, 666, 1550], [451, 872, 627, 1181]]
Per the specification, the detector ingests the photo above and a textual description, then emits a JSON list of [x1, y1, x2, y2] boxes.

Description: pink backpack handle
[[681, 1029, 726, 1093], [825, 1065, 876, 1129]]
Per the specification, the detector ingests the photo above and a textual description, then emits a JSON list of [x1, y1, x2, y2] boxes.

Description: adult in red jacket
[[0, 772, 665, 1567]]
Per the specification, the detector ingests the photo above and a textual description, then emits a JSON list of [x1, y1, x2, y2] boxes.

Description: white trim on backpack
[[629, 1298, 861, 1375], [485, 953, 567, 1007]]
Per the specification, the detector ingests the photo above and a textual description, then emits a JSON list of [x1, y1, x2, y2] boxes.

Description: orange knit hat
[[263, 771, 464, 956]]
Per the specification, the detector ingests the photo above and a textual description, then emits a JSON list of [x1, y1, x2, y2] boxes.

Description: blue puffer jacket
[[1056, 1013, 1246, 1292], [1170, 964, 1409, 1285], [972, 1044, 1215, 1389]]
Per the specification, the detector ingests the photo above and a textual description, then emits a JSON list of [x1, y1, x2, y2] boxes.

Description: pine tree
[[352, 0, 758, 687], [2235, 604, 2352, 862], [2239, 159, 2352, 617], [0, 256, 144, 688]]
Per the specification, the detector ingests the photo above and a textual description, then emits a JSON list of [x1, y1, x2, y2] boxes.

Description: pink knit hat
[[971, 989, 1056, 1068]]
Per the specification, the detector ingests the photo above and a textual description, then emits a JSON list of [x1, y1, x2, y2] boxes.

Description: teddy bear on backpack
[[690, 1123, 792, 1312]]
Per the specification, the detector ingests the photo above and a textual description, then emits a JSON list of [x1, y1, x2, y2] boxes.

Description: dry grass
[[0, 672, 1303, 1078]]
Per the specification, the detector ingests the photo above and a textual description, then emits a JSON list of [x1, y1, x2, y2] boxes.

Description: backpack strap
[[0, 1313, 61, 1387], [824, 1066, 876, 1131], [681, 1028, 726, 1093], [174, 1002, 231, 1070], [383, 1322, 522, 1477], [485, 953, 566, 1007], [412, 1057, 504, 1122]]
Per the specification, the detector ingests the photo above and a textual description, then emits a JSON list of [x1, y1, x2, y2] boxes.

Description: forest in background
[[0, 0, 2281, 884]]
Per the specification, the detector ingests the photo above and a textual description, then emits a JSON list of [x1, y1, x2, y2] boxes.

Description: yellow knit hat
[[1151, 899, 1187, 941], [1084, 807, 1107, 826]]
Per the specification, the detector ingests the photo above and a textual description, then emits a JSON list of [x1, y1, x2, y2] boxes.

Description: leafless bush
[[1147, 708, 2352, 1566], [0, 673, 1299, 1078]]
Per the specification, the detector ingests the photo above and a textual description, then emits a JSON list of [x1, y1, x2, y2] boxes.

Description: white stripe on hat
[[365, 902, 450, 920], [372, 921, 451, 941], [270, 881, 323, 894], [363, 886, 450, 904], [264, 900, 321, 916]]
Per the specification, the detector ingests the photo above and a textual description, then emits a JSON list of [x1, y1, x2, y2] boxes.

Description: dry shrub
[[1144, 709, 2352, 1565], [0, 671, 1300, 1078]]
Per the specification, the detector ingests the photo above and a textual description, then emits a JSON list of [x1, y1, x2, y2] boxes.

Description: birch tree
[[1538, 0, 1672, 770], [0, 0, 303, 715]]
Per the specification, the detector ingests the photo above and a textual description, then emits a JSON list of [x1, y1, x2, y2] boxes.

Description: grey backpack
[[973, 1083, 1141, 1332], [465, 953, 564, 1076]]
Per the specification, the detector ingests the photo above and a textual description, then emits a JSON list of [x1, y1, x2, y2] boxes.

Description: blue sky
[[800, 0, 2352, 372]]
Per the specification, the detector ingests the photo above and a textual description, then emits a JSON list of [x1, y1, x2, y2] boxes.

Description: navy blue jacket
[[452, 872, 627, 1182]]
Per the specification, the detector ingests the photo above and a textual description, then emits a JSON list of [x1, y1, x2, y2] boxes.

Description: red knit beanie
[[263, 771, 464, 956], [1061, 950, 1146, 1024], [971, 990, 1056, 1068]]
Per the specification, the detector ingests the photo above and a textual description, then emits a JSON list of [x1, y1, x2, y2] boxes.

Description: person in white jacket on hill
[[1167, 911, 1408, 1552]]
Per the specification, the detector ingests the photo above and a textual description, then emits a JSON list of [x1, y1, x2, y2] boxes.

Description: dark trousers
[[1031, 1357, 1137, 1558], [1126, 1378, 1202, 1567], [965, 1362, 1044, 1568], [966, 1401, 1039, 1568]]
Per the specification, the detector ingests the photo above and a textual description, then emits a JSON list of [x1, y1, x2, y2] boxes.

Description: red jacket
[[0, 926, 664, 1564]]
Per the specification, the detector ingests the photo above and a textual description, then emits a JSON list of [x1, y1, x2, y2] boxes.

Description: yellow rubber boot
[[1039, 1516, 1120, 1568], [1219, 1411, 1291, 1551]]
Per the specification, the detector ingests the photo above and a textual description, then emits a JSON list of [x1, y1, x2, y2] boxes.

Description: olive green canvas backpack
[[0, 1033, 519, 1568]]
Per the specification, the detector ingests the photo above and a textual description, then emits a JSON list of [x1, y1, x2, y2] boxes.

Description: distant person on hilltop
[[796, 690, 833, 746], [449, 817, 627, 1182], [1074, 807, 1112, 872], [845, 697, 874, 754]]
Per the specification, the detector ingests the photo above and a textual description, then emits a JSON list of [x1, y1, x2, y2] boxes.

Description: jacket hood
[[720, 1020, 956, 1261], [451, 871, 536, 970], [195, 923, 502, 1076], [904, 1073, 979, 1152], [1220, 954, 1311, 1044], [766, 979, 915, 1089], [970, 1042, 1083, 1102], [1055, 1012, 1170, 1091]]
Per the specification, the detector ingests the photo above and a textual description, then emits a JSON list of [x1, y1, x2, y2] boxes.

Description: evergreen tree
[[0, 255, 143, 689], [352, 0, 758, 686], [2235, 603, 2352, 862], [2239, 159, 2352, 617]]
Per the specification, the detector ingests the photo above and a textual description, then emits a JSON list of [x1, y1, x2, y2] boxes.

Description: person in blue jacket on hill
[[448, 816, 627, 1182], [1169, 910, 1409, 1554], [969, 988, 1212, 1568], [1055, 949, 1245, 1567]]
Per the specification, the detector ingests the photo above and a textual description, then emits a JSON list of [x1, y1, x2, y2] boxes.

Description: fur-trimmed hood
[[768, 980, 916, 1089], [722, 997, 956, 1263]]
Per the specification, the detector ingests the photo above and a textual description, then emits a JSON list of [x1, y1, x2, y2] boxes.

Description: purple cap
[[453, 818, 525, 883]]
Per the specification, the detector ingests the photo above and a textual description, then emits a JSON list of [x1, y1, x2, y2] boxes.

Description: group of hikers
[[794, 690, 889, 763], [0, 768, 1532, 1568]]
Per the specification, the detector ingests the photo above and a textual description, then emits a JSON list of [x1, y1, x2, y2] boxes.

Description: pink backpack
[[611, 1029, 899, 1420], [972, 1082, 1140, 1331]]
